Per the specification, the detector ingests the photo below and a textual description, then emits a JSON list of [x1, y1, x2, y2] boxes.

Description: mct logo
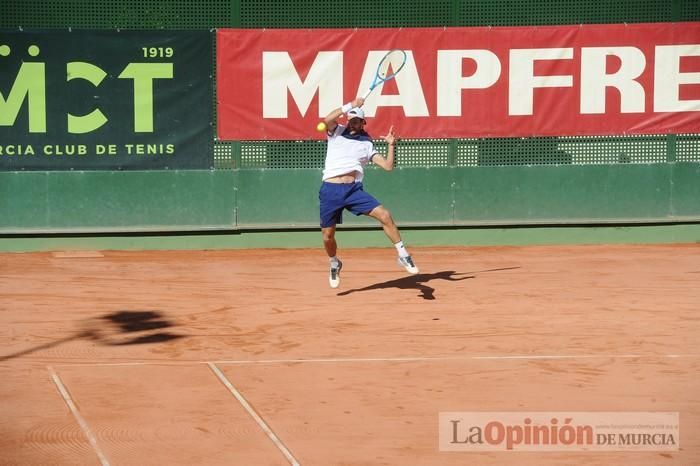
[[0, 41, 173, 134]]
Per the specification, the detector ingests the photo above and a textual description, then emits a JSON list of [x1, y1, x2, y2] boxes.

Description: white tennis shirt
[[322, 124, 378, 182]]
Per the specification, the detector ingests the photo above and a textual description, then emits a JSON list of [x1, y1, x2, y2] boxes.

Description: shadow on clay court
[[97, 310, 184, 346], [337, 270, 473, 300], [0, 310, 183, 361], [336, 267, 521, 300]]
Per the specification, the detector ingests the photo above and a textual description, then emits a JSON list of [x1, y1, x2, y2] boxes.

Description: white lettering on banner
[[262, 51, 343, 118], [654, 45, 700, 112], [581, 47, 646, 114], [359, 51, 429, 117], [437, 50, 501, 116], [509, 48, 574, 116], [261, 45, 700, 119]]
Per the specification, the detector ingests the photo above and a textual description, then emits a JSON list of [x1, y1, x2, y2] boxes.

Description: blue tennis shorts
[[319, 181, 381, 228]]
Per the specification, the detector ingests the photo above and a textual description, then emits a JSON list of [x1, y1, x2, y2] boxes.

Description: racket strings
[[377, 51, 406, 81]]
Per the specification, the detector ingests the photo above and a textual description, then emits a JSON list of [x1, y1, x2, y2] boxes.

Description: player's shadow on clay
[[0, 310, 183, 361], [337, 270, 473, 300], [337, 267, 521, 300]]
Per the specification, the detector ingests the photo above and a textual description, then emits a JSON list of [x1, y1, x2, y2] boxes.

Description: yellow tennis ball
[[316, 121, 327, 132]]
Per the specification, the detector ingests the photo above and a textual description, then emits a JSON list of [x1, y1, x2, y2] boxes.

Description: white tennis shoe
[[329, 260, 343, 288], [398, 255, 419, 274]]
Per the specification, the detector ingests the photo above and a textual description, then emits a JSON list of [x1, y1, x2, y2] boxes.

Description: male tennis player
[[319, 97, 418, 288]]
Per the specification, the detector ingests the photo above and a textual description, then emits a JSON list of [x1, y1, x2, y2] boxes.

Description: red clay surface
[[1, 244, 698, 465]]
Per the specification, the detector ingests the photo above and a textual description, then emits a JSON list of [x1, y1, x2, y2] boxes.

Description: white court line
[[212, 353, 700, 364], [48, 367, 110, 466], [50, 353, 700, 368], [207, 362, 300, 466]]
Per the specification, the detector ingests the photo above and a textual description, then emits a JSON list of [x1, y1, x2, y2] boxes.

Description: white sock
[[329, 256, 340, 267], [394, 241, 410, 258]]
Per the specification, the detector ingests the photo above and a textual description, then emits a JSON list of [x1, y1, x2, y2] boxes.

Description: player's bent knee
[[322, 229, 335, 243], [370, 206, 393, 225]]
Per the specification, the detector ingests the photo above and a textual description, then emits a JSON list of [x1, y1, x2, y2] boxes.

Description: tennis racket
[[361, 49, 407, 100]]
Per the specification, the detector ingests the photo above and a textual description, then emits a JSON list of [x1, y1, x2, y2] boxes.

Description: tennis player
[[319, 97, 418, 288]]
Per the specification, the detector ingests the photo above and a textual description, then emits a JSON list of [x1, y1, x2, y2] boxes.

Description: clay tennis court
[[1, 243, 698, 465]]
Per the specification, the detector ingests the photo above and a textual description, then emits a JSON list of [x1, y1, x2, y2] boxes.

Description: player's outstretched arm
[[373, 125, 396, 171]]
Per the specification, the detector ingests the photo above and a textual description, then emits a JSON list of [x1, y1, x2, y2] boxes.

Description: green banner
[[0, 30, 212, 170]]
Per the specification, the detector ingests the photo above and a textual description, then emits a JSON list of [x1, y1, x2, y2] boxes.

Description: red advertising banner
[[217, 23, 700, 140]]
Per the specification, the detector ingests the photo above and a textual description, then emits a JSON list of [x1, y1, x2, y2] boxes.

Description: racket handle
[[361, 88, 372, 100]]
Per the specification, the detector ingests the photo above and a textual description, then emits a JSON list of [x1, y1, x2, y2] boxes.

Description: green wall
[[3, 163, 699, 233], [0, 171, 236, 233]]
